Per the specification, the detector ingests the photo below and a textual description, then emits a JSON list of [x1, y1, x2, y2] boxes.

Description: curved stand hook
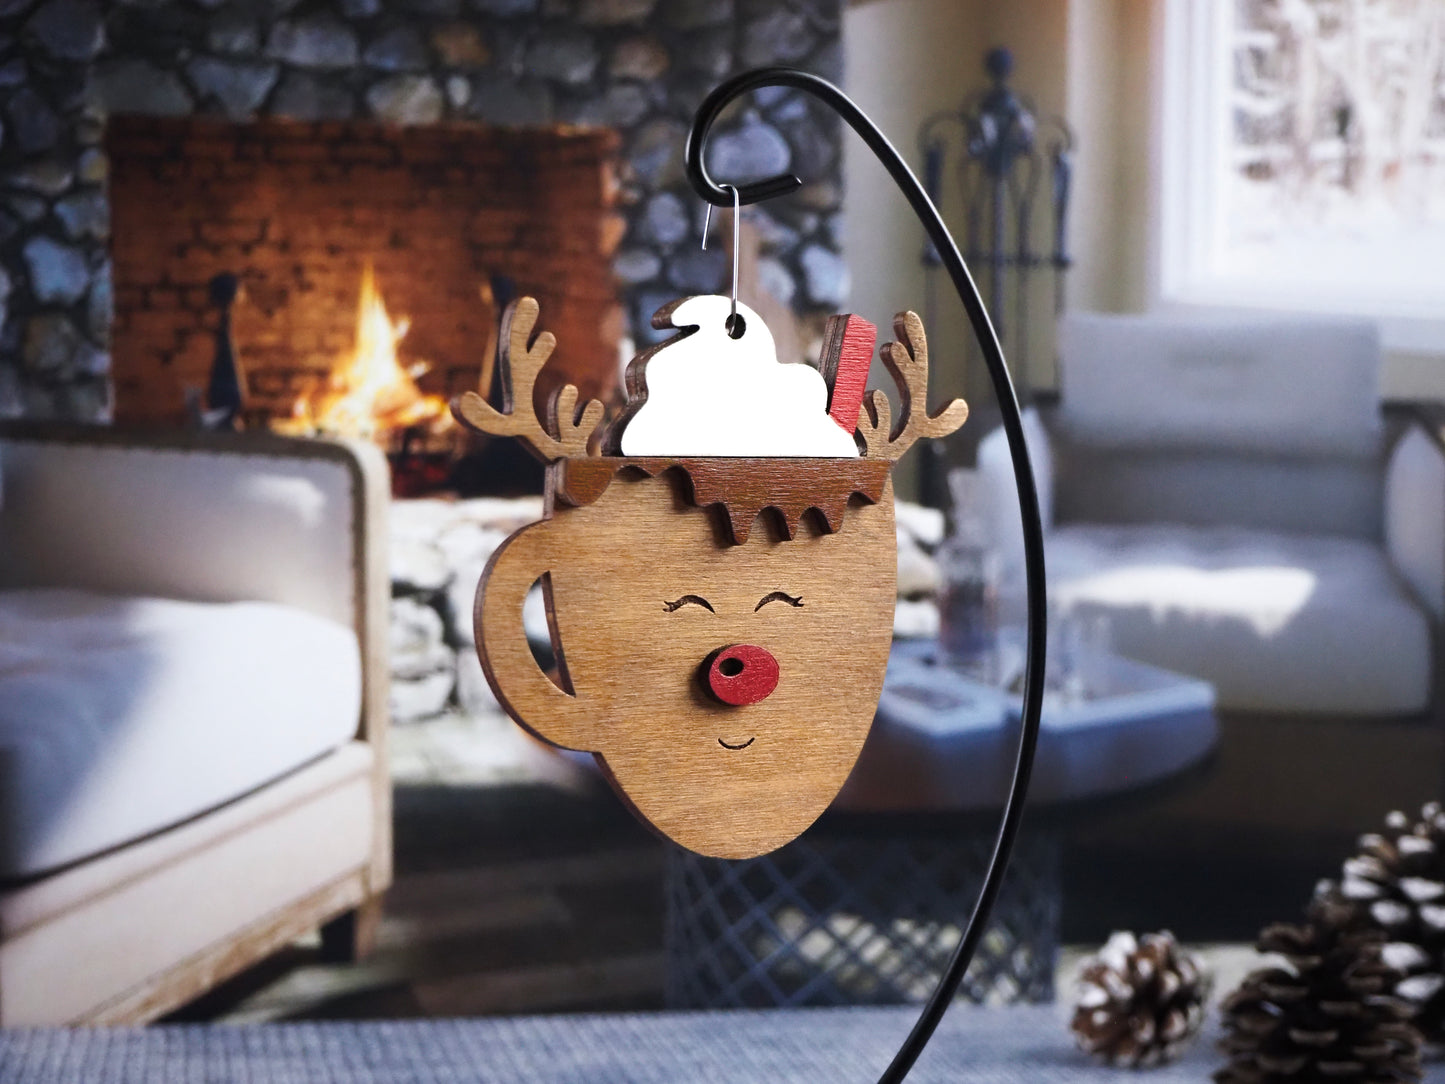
[[686, 67, 1049, 1084]]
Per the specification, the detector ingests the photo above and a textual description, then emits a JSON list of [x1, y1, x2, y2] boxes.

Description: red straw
[[818, 313, 877, 435]]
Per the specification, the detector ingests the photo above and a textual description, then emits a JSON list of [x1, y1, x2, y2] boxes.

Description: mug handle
[[475, 520, 594, 752]]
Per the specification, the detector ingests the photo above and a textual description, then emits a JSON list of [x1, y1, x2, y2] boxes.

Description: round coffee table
[[840, 636, 1220, 812], [663, 638, 1219, 1009]]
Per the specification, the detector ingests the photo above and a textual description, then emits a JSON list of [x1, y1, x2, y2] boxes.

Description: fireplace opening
[[106, 115, 626, 495], [272, 261, 451, 442]]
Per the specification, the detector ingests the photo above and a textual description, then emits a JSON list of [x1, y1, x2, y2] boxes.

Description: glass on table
[[937, 468, 1001, 678]]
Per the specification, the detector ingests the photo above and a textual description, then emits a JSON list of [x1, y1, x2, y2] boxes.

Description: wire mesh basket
[[663, 824, 1059, 1009]]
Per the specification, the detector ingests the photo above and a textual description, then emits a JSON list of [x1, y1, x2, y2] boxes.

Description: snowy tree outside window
[[1159, 0, 1445, 348]]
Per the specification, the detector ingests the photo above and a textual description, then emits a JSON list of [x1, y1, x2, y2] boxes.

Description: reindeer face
[[457, 296, 962, 858], [475, 469, 897, 859]]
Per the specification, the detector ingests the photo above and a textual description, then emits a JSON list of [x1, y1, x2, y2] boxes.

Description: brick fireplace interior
[[107, 115, 625, 432]]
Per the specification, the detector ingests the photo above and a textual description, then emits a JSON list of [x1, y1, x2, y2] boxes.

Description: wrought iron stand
[[686, 67, 1048, 1084]]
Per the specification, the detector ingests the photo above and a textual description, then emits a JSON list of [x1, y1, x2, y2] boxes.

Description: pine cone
[[1071, 930, 1210, 1067], [1216, 896, 1422, 1083], [1315, 803, 1445, 1042]]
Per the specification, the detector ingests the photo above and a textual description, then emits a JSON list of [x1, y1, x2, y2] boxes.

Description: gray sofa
[[978, 312, 1443, 716]]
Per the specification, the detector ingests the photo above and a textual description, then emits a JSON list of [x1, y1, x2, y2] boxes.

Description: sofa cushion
[[0, 589, 361, 880], [1057, 313, 1382, 459], [1052, 444, 1384, 541], [0, 438, 358, 629], [1048, 524, 1431, 714]]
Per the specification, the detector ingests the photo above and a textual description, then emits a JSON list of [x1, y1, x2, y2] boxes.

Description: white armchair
[[978, 312, 1443, 716], [0, 422, 391, 1025]]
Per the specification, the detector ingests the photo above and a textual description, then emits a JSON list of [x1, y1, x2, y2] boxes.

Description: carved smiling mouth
[[718, 737, 755, 751]]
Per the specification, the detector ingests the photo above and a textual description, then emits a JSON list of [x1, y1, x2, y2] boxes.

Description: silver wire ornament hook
[[700, 183, 744, 338]]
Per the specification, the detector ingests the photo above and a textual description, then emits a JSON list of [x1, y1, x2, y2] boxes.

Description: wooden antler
[[857, 310, 969, 460], [451, 296, 606, 461]]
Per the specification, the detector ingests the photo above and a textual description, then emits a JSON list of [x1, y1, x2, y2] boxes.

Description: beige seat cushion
[[0, 589, 361, 879]]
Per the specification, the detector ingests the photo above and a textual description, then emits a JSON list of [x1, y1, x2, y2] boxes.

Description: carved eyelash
[[755, 592, 803, 611], [663, 595, 714, 613]]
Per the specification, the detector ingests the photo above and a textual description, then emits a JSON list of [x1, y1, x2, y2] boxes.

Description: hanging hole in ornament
[[725, 312, 746, 339]]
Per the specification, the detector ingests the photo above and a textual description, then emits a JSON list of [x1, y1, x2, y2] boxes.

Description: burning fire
[[279, 264, 451, 441]]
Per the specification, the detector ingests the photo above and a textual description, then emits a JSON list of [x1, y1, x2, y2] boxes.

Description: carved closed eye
[[755, 592, 803, 611], [663, 595, 714, 613]]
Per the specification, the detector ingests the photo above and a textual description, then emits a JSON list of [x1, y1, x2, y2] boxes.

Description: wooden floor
[[1062, 708, 1445, 943], [170, 774, 668, 1022], [168, 707, 1431, 1021]]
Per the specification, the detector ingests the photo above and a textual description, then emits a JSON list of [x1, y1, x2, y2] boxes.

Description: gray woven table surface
[[0, 1004, 1394, 1084]]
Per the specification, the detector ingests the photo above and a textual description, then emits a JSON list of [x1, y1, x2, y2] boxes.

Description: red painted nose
[[706, 644, 779, 706]]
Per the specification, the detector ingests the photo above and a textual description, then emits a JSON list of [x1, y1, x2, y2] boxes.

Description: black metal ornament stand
[[685, 68, 1049, 1084]]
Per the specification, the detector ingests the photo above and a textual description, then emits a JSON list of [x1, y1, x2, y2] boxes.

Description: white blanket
[[0, 589, 360, 879]]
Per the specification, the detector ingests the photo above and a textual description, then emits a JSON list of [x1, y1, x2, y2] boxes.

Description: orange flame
[[281, 264, 451, 440]]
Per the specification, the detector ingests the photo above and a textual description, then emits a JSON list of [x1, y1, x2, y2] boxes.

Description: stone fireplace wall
[[108, 116, 621, 424], [0, 0, 844, 422]]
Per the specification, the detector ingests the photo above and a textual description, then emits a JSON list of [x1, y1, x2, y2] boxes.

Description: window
[[1158, 0, 1445, 350]]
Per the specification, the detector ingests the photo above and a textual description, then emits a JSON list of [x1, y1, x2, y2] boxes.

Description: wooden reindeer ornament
[[451, 294, 967, 859]]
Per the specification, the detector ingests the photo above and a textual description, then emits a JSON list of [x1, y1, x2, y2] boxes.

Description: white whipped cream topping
[[619, 295, 860, 458]]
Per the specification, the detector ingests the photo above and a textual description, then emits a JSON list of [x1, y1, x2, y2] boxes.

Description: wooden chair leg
[[319, 894, 385, 963]]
